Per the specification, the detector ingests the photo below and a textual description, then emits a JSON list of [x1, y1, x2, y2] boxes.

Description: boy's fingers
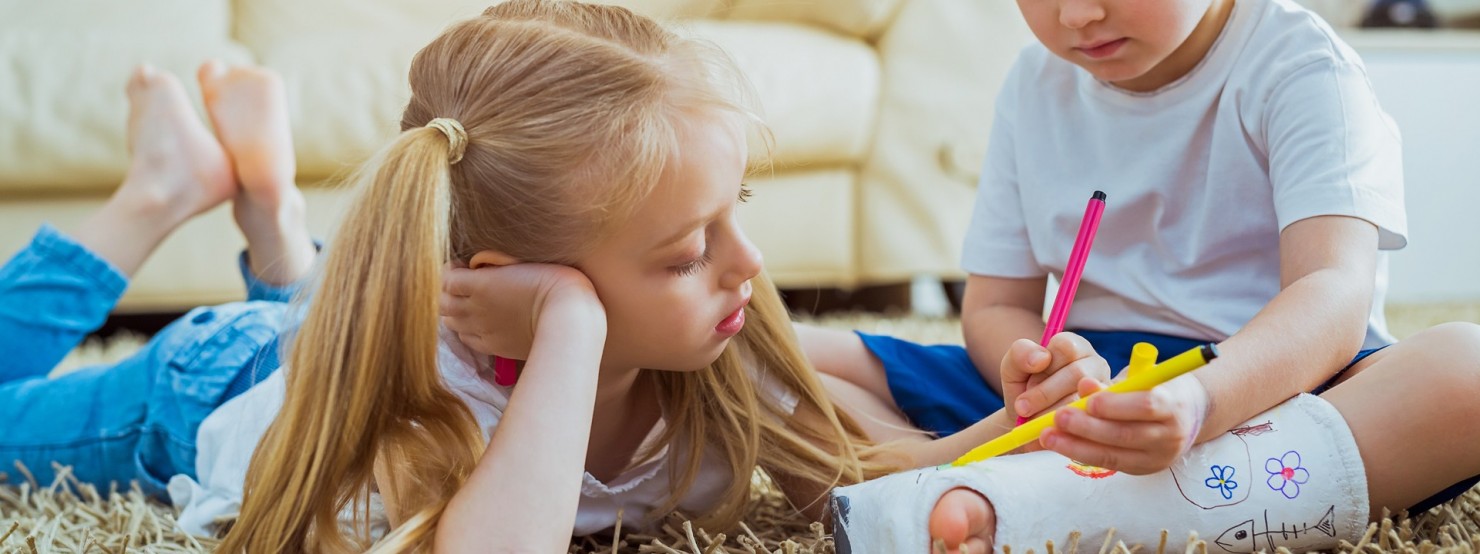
[[1086, 389, 1175, 422], [1077, 376, 1107, 398], [1041, 428, 1145, 474], [1018, 357, 1097, 416], [1053, 408, 1173, 449], [1008, 339, 1051, 375], [1046, 332, 1096, 363]]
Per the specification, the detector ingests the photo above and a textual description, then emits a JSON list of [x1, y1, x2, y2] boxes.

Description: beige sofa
[[0, 0, 1031, 312]]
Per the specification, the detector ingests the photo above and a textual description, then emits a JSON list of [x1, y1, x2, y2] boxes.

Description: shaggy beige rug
[[4, 305, 1479, 553]]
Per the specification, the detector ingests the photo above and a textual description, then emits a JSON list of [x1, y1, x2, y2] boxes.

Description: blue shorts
[[856, 329, 1477, 513]]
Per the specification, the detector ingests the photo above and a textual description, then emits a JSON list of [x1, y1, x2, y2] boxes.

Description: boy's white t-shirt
[[167, 327, 799, 538], [963, 0, 1407, 349]]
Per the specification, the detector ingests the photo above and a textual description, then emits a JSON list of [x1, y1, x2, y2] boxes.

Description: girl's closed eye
[[668, 184, 748, 277], [671, 249, 713, 277]]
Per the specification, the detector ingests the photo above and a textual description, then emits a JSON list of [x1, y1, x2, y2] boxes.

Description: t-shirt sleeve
[[961, 57, 1045, 278], [1265, 58, 1408, 250]]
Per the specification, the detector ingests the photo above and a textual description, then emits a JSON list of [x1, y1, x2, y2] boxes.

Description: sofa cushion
[[255, 19, 878, 182], [686, 21, 879, 169], [233, 0, 728, 51], [0, 0, 251, 194]]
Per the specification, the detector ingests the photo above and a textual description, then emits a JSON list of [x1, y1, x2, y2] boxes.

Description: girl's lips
[[1077, 38, 1128, 59], [715, 296, 750, 336]]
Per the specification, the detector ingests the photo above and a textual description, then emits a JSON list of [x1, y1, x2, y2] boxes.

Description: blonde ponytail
[[218, 126, 484, 553]]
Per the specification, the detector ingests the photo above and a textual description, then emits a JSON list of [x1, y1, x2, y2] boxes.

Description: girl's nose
[[720, 230, 764, 290]]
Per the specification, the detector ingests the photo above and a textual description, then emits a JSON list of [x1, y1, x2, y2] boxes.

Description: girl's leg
[[0, 301, 288, 496], [796, 324, 921, 441], [925, 322, 1480, 552], [71, 65, 239, 277], [0, 67, 236, 382], [797, 324, 1002, 440], [198, 60, 316, 288], [796, 324, 895, 400]]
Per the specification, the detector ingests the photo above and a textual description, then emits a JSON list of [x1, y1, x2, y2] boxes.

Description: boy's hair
[[218, 1, 894, 551]]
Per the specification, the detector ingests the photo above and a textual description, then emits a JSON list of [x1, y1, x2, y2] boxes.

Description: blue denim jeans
[[0, 224, 294, 496]]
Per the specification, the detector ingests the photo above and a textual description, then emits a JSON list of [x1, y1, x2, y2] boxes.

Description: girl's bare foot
[[73, 65, 237, 276], [929, 488, 997, 554], [198, 60, 315, 285]]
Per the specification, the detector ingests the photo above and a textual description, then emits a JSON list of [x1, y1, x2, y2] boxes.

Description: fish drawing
[[1231, 421, 1275, 437], [1214, 506, 1336, 552]]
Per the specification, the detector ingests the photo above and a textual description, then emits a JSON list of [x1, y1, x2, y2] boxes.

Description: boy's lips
[[1075, 37, 1128, 59]]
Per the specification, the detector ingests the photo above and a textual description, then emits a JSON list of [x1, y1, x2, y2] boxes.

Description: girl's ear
[[468, 250, 520, 269]]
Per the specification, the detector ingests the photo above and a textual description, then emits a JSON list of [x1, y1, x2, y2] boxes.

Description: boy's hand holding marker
[[994, 188, 1213, 475], [1000, 333, 1111, 426], [1005, 333, 1214, 474], [1038, 370, 1212, 475]]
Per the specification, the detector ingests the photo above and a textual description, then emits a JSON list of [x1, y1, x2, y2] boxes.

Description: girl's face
[[1017, 0, 1219, 89], [577, 110, 764, 372]]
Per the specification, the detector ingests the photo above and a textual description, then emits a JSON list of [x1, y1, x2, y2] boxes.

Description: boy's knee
[[1418, 321, 1480, 355], [1409, 322, 1480, 384]]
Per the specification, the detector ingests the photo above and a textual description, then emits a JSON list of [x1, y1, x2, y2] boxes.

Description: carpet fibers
[[3, 305, 1478, 553]]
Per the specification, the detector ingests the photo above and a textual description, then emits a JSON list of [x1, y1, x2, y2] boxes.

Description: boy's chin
[[1083, 63, 1153, 85]]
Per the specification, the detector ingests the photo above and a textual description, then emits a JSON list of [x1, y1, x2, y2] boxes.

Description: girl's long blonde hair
[[219, 2, 893, 551]]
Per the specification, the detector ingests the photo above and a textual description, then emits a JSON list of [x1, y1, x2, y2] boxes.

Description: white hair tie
[[426, 117, 468, 164]]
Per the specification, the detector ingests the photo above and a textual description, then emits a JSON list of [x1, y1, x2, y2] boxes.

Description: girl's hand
[[440, 262, 605, 360], [1040, 374, 1210, 475], [1001, 333, 1111, 421]]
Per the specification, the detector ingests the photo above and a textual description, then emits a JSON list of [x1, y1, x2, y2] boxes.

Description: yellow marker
[[1124, 342, 1159, 377], [951, 342, 1219, 467]]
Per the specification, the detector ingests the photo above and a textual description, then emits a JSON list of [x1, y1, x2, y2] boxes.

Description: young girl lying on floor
[[3, 1, 1076, 551]]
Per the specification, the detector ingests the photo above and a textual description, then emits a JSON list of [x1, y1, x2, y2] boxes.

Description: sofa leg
[[781, 283, 913, 316], [941, 279, 965, 315]]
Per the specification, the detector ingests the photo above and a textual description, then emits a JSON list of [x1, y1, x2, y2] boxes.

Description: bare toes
[[930, 488, 996, 554], [126, 64, 155, 97], [197, 59, 227, 95]]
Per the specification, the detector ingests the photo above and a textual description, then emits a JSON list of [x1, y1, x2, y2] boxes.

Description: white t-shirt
[[168, 327, 799, 538], [962, 0, 1407, 349]]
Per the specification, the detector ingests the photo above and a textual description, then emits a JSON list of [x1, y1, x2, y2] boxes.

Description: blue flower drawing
[[1266, 450, 1310, 499], [1204, 465, 1239, 500]]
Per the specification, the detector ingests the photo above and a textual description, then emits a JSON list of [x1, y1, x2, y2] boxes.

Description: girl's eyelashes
[[667, 184, 747, 277], [670, 250, 713, 277]]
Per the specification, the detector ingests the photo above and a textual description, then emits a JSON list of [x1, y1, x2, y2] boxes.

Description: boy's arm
[[1042, 215, 1379, 475], [961, 274, 1048, 393], [1192, 214, 1378, 440]]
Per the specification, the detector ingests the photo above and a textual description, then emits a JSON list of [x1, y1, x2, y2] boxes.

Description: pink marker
[[1018, 190, 1106, 425], [494, 355, 519, 387]]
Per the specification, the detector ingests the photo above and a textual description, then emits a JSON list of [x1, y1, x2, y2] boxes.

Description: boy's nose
[[1059, 0, 1107, 29]]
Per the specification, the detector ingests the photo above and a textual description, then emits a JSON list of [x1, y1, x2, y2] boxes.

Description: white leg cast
[[830, 394, 1369, 554]]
